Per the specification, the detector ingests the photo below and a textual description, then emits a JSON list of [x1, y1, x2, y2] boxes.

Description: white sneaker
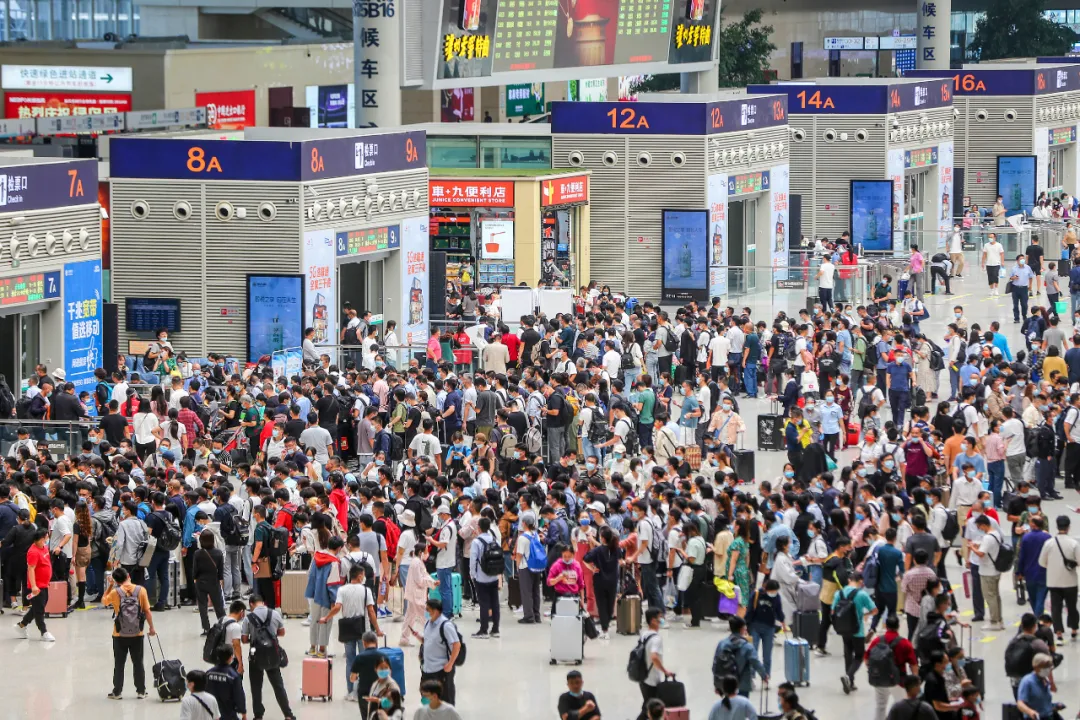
[[598, 631, 610, 640], [41, 632, 55, 642], [981, 623, 997, 631], [13, 623, 27, 639], [345, 691, 357, 702], [301, 618, 312, 626]]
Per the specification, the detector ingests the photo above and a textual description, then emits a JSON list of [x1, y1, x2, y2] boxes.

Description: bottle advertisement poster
[[247, 274, 304, 362], [63, 258, 102, 394], [302, 229, 336, 345], [662, 209, 709, 302], [770, 164, 790, 279], [997, 156, 1037, 216], [937, 141, 953, 250], [887, 148, 905, 253], [401, 216, 430, 347], [706, 173, 727, 298]]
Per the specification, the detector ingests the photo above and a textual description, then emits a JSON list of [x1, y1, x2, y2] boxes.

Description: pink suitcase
[[665, 708, 690, 720], [962, 570, 971, 600], [300, 657, 332, 701], [45, 581, 69, 617]]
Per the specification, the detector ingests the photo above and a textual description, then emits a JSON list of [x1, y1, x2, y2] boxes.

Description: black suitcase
[[732, 448, 755, 483], [149, 637, 187, 702], [1001, 703, 1025, 720], [701, 578, 719, 619], [805, 295, 820, 312], [793, 610, 820, 644], [960, 624, 985, 696], [757, 414, 784, 451], [507, 573, 522, 609]]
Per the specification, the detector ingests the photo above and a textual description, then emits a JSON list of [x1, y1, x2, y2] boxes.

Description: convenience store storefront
[[428, 169, 591, 301]]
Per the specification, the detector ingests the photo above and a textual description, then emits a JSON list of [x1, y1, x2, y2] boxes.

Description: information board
[[126, 297, 181, 333], [335, 225, 401, 257], [0, 270, 59, 307]]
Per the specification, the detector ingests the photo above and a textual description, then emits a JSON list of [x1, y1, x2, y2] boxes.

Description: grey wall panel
[[958, 96, 1035, 209]]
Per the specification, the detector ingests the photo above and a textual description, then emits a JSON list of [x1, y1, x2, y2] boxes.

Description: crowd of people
[[2, 231, 1080, 719]]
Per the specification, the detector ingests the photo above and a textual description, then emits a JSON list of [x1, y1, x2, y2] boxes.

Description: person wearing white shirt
[[968, 513, 1006, 629], [1038, 515, 1079, 641], [602, 346, 622, 379], [1000, 409, 1027, 489], [111, 379, 129, 404], [982, 235, 1005, 295], [707, 332, 730, 379], [948, 225, 965, 277], [817, 258, 837, 311]]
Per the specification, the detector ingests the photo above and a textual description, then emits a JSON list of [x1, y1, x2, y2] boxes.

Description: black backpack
[[219, 505, 245, 547], [915, 618, 946, 663], [928, 342, 945, 372], [389, 433, 405, 462], [0, 385, 14, 418], [988, 533, 1015, 572], [155, 510, 182, 552], [202, 617, 236, 663], [628, 632, 657, 682], [248, 611, 282, 669], [864, 340, 879, 370], [662, 327, 679, 353], [711, 636, 744, 680], [618, 417, 640, 456], [857, 388, 878, 420], [587, 411, 612, 444], [14, 394, 32, 419], [343, 323, 360, 345], [867, 636, 901, 687], [479, 537, 504, 576], [1004, 633, 1039, 677], [832, 587, 860, 636], [941, 509, 960, 543]]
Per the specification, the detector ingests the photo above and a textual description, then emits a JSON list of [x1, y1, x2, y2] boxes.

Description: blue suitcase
[[381, 638, 407, 697], [784, 638, 810, 687], [428, 572, 463, 616]]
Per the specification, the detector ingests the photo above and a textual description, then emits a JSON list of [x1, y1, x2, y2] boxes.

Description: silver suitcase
[[549, 614, 583, 665]]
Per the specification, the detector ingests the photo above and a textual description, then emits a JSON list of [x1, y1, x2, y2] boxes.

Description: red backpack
[[382, 517, 401, 560]]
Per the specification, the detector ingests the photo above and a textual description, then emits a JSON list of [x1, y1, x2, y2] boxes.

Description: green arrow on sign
[[102, 73, 113, 83]]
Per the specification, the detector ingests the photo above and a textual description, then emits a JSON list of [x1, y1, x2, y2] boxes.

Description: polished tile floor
[[8, 271, 1080, 720]]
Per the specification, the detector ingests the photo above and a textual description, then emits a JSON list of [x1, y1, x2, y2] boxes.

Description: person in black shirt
[[348, 631, 386, 713], [206, 645, 247, 720], [284, 405, 306, 442], [920, 650, 957, 720], [520, 319, 542, 368], [99, 400, 129, 447], [1025, 236, 1045, 297], [885, 674, 938, 720], [557, 670, 601, 720]]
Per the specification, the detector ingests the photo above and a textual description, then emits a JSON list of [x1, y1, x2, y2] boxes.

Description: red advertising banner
[[541, 174, 589, 206], [196, 89, 256, 129], [4, 91, 131, 119], [430, 179, 514, 207]]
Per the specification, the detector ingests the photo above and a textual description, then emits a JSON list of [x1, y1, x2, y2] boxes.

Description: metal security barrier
[[708, 263, 872, 315], [0, 420, 94, 459]]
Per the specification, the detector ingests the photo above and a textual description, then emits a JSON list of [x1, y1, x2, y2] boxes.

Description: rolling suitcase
[[793, 610, 819, 644], [149, 637, 187, 701], [380, 638, 406, 696], [757, 399, 785, 452], [665, 708, 690, 720], [549, 612, 584, 664], [731, 448, 755, 484], [784, 638, 810, 687], [45, 580, 69, 617], [795, 581, 820, 612], [279, 570, 308, 617], [617, 595, 641, 635], [684, 445, 702, 469], [165, 557, 181, 608], [1001, 703, 1025, 720], [656, 676, 686, 707], [759, 684, 783, 720], [960, 624, 984, 696], [300, 656, 333, 701], [428, 572, 463, 616], [507, 573, 522, 609], [846, 421, 860, 446]]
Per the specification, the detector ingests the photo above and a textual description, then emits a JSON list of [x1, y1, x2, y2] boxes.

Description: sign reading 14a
[[796, 90, 834, 110]]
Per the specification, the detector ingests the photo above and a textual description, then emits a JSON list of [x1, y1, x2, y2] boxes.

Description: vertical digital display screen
[[997, 155, 1037, 215], [661, 208, 708, 302], [851, 180, 895, 252]]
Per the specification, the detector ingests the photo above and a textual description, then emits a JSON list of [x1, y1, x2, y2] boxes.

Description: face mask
[[766, 592, 779, 598], [375, 459, 384, 466], [568, 691, 582, 698], [855, 513, 865, 521], [458, 504, 465, 513], [857, 467, 868, 477], [954, 312, 961, 319], [723, 403, 733, 411], [212, 449, 221, 455], [883, 461, 895, 471], [1028, 506, 1039, 514], [784, 470, 795, 479], [585, 462, 596, 471], [421, 698, 432, 707], [966, 470, 975, 478], [1038, 668, 1051, 679], [825, 396, 834, 404], [807, 530, 816, 538], [424, 612, 432, 622], [377, 669, 391, 679], [580, 517, 591, 526]]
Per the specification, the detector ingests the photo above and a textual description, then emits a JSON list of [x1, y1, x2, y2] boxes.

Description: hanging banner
[[707, 173, 727, 298], [887, 148, 905, 254], [302, 229, 336, 345], [770, 164, 790, 279], [401, 216, 430, 347], [62, 258, 102, 394], [937, 141, 954, 250]]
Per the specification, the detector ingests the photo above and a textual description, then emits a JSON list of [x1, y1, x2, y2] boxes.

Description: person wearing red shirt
[[502, 327, 521, 370], [978, 491, 1000, 524], [864, 614, 918, 720], [15, 529, 55, 642]]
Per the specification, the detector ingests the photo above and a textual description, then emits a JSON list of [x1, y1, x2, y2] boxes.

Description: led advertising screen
[[661, 209, 708, 302], [247, 274, 304, 362], [997, 155, 1037, 216], [304, 84, 355, 128], [850, 180, 895, 252], [443, 0, 717, 82]]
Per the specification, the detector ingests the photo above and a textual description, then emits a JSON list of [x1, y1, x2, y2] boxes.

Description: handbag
[[138, 534, 158, 568], [676, 564, 694, 592], [1056, 537, 1079, 571], [338, 615, 368, 643]]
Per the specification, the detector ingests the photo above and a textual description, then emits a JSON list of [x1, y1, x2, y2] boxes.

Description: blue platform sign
[[63, 259, 102, 394]]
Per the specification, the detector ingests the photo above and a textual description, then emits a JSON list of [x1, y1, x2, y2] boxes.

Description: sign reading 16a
[[354, 0, 395, 17]]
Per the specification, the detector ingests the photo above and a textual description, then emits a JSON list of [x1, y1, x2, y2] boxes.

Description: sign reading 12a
[[607, 107, 650, 129]]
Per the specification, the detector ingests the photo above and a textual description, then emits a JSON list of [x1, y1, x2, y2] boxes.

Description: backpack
[[832, 587, 860, 636], [14, 394, 32, 419], [662, 327, 679, 353], [219, 505, 245, 547], [523, 423, 543, 455], [114, 586, 146, 636], [620, 348, 636, 370], [587, 410, 612, 444], [1025, 427, 1040, 459], [191, 402, 212, 431], [563, 390, 581, 420], [988, 533, 1015, 572], [343, 323, 360, 345], [203, 617, 236, 663], [434, 618, 467, 667], [1004, 633, 1039, 677], [867, 636, 902, 688], [864, 340, 879, 369], [15, 490, 37, 523], [347, 498, 364, 536], [0, 385, 14, 418], [479, 536, 504, 576], [529, 340, 542, 366], [818, 351, 840, 376], [267, 523, 289, 560], [863, 545, 881, 590], [857, 388, 878, 420], [915, 620, 945, 663], [941, 509, 960, 543], [628, 632, 657, 682], [248, 610, 282, 669], [415, 498, 434, 533], [618, 417, 640, 456], [155, 510, 182, 552], [648, 516, 668, 564], [389, 433, 405, 462], [784, 337, 798, 363], [928, 343, 945, 372], [526, 532, 547, 572], [382, 517, 401, 561], [952, 403, 971, 428], [498, 428, 518, 460], [711, 636, 744, 679]]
